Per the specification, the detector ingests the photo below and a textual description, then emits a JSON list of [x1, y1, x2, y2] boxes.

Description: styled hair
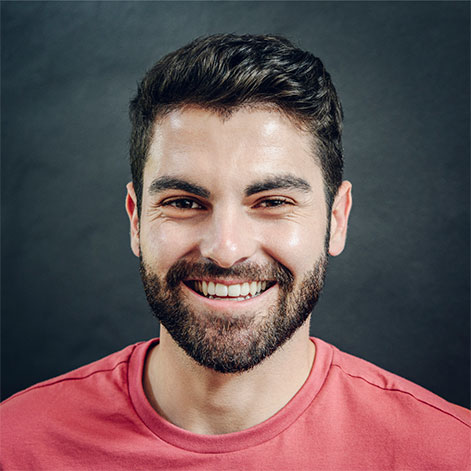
[[129, 33, 343, 214]]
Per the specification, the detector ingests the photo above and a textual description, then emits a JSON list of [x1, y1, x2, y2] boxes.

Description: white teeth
[[215, 283, 228, 297], [193, 280, 271, 299], [240, 282, 250, 296], [228, 284, 241, 297]]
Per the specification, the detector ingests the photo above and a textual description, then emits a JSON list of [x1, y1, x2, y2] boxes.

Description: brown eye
[[257, 198, 292, 208], [163, 198, 203, 210]]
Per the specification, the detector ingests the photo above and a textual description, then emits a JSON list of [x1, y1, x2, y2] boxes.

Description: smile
[[184, 280, 275, 301]]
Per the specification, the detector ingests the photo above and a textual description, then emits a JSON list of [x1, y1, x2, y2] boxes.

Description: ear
[[125, 182, 140, 258], [328, 181, 352, 256]]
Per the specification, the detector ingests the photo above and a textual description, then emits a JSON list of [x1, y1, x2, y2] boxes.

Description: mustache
[[161, 259, 295, 290]]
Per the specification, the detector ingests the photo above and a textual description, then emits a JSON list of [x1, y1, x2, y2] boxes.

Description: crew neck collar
[[128, 337, 333, 453]]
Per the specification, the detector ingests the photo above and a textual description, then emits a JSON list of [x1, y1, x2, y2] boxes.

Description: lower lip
[[181, 282, 277, 310]]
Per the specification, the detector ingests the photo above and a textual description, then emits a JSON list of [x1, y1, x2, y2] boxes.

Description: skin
[[125, 106, 352, 434]]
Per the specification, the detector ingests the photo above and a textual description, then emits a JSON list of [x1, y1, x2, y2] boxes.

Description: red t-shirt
[[1, 338, 469, 470]]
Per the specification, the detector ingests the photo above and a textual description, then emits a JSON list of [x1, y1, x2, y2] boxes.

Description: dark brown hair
[[129, 33, 343, 214]]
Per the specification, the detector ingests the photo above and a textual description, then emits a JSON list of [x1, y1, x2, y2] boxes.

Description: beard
[[139, 255, 328, 374]]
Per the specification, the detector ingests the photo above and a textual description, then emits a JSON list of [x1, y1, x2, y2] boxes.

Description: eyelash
[[161, 198, 204, 210], [255, 198, 293, 208]]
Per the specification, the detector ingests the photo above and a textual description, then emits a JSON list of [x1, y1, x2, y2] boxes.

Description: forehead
[[145, 106, 322, 189]]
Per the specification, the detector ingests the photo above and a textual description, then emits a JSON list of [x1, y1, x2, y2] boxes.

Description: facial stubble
[[140, 254, 328, 374]]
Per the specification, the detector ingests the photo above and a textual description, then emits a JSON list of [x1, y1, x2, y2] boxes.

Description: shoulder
[[3, 342, 140, 406], [0, 341, 154, 469], [321, 342, 470, 467], [328, 343, 469, 428], [1, 341, 144, 435]]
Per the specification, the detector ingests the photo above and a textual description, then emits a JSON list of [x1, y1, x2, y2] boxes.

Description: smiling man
[[131, 108, 340, 380], [1, 34, 469, 470]]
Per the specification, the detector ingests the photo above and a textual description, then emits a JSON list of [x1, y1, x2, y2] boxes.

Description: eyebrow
[[148, 173, 312, 199], [244, 174, 312, 197], [148, 176, 210, 199]]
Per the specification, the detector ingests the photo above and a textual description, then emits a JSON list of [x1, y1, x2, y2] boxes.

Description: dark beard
[[139, 256, 328, 374]]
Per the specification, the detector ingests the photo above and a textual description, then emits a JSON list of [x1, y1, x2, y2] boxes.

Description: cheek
[[263, 220, 326, 275], [141, 221, 197, 268]]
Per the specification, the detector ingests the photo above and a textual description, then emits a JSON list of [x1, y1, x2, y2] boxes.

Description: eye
[[162, 198, 204, 210], [255, 198, 293, 208]]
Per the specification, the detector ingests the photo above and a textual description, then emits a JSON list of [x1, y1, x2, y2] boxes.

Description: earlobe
[[328, 181, 352, 257], [125, 182, 140, 258]]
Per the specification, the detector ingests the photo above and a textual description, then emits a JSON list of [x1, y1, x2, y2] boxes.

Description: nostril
[[202, 255, 251, 269]]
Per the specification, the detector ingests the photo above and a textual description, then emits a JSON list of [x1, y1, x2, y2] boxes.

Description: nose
[[199, 205, 258, 268]]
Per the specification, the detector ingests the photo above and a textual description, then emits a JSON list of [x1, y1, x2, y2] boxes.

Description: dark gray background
[[2, 1, 469, 407]]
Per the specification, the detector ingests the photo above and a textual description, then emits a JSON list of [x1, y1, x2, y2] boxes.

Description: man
[[1, 34, 469, 470]]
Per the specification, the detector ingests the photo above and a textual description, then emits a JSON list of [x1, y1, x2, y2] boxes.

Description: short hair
[[129, 33, 343, 215]]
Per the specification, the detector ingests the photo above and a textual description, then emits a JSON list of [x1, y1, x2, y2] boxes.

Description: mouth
[[183, 279, 276, 301]]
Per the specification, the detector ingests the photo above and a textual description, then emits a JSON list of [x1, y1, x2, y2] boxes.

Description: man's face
[[126, 107, 350, 373]]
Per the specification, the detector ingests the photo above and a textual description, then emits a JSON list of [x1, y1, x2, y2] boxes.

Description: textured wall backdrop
[[1, 1, 469, 407]]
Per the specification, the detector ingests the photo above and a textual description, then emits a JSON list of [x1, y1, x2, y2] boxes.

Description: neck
[[143, 323, 315, 435]]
